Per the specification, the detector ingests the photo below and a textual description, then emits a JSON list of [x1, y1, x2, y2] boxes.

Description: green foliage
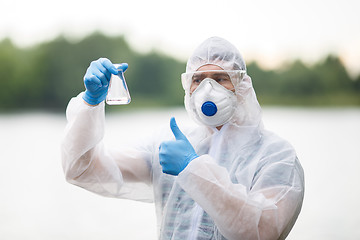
[[0, 33, 359, 111], [249, 56, 360, 106]]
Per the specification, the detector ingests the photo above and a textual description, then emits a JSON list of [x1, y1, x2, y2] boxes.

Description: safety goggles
[[181, 70, 246, 92]]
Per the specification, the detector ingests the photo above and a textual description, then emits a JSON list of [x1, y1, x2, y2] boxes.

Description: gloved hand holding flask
[[83, 58, 129, 106], [159, 117, 199, 175]]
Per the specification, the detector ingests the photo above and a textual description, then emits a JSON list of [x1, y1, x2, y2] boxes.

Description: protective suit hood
[[185, 36, 246, 72]]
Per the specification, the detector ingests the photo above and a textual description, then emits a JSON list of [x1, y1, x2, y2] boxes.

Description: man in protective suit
[[61, 36, 304, 240]]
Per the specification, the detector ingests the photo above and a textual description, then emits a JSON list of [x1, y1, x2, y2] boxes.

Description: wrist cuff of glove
[[188, 154, 199, 163], [82, 92, 105, 106]]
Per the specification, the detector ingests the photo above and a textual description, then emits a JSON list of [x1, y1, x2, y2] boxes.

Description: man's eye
[[192, 78, 202, 84], [216, 77, 229, 83]]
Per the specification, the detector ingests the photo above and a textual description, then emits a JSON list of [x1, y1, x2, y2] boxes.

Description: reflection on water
[[0, 107, 359, 240]]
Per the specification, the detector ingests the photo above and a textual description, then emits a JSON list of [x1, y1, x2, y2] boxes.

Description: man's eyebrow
[[212, 72, 230, 78], [192, 72, 230, 79], [192, 73, 205, 78]]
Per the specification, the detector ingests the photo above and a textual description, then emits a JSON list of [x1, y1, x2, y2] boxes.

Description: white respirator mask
[[189, 78, 237, 127]]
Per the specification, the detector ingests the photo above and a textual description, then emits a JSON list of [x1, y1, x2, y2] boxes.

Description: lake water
[[0, 107, 359, 240]]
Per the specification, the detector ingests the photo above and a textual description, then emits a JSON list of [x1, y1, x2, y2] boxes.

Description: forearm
[[61, 93, 153, 198], [177, 155, 303, 240], [61, 93, 106, 179], [61, 93, 127, 197]]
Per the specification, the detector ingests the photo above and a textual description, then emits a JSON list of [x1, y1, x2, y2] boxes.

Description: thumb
[[170, 117, 187, 141]]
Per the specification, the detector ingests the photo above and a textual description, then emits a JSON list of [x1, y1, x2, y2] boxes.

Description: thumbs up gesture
[[159, 117, 199, 176]]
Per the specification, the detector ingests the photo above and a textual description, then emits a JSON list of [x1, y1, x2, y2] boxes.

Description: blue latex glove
[[83, 58, 128, 105], [159, 117, 199, 176]]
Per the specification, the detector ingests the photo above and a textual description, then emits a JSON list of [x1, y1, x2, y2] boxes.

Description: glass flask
[[106, 64, 131, 105]]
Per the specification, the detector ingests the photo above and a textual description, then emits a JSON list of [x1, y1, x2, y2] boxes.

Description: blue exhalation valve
[[201, 101, 217, 116]]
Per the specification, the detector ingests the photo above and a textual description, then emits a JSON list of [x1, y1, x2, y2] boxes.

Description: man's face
[[190, 64, 235, 94]]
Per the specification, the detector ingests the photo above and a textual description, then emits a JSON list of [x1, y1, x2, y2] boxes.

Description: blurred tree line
[[0, 32, 359, 112]]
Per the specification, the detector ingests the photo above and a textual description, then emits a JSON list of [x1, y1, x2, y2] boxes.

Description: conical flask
[[106, 64, 131, 105]]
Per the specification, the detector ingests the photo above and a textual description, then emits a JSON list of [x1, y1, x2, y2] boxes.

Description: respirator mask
[[186, 77, 237, 127]]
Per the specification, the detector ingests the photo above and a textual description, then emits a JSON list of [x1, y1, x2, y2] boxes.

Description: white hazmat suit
[[61, 37, 304, 240]]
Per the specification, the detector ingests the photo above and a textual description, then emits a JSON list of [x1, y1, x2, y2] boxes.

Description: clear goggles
[[181, 70, 246, 92]]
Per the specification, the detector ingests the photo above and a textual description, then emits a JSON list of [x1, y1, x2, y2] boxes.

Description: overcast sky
[[1, 0, 359, 75]]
